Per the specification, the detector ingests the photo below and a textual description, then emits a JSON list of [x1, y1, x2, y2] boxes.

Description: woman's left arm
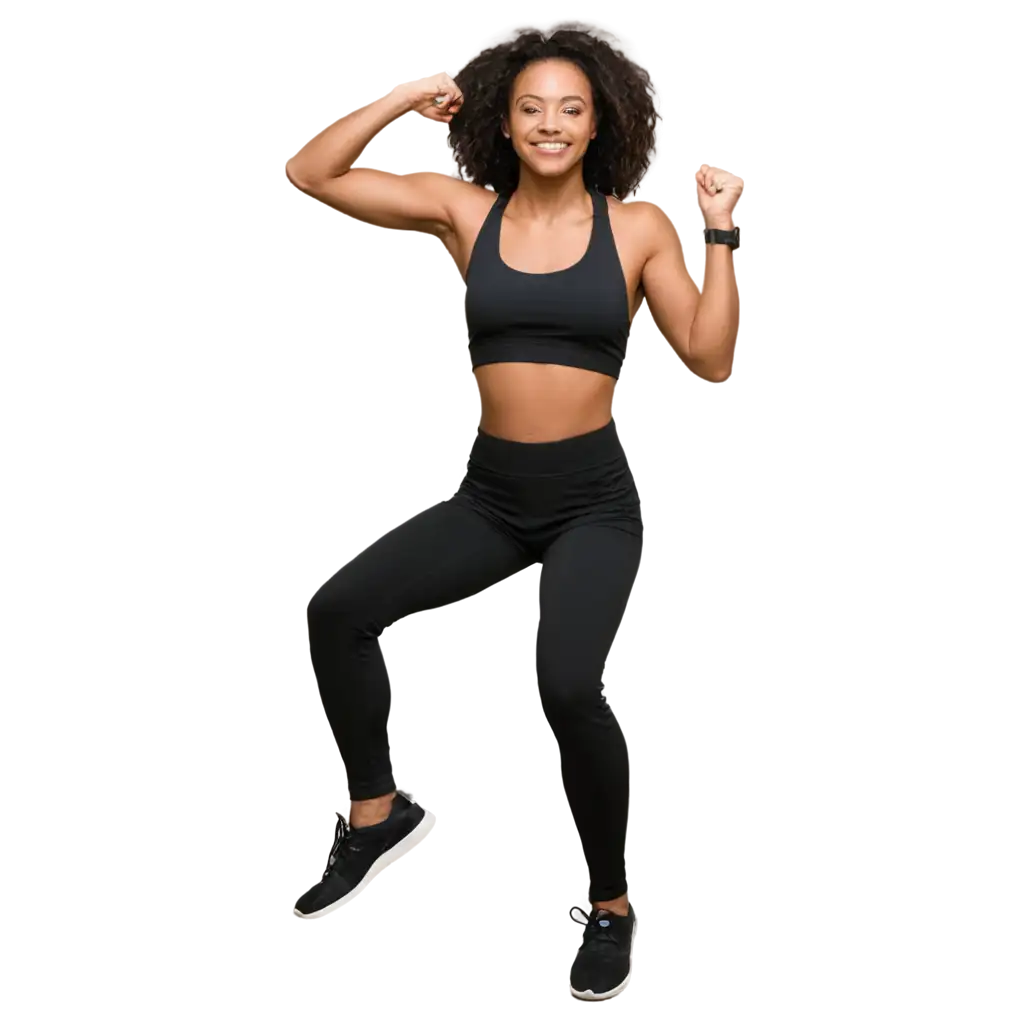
[[637, 164, 743, 382]]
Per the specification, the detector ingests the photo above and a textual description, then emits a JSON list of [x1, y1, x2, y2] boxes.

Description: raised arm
[[638, 201, 735, 382], [285, 76, 465, 238]]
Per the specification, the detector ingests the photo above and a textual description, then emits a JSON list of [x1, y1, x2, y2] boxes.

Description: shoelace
[[569, 906, 622, 949], [322, 812, 362, 878]]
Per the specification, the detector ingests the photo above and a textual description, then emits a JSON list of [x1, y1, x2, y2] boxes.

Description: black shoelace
[[569, 906, 622, 949], [322, 812, 362, 878]]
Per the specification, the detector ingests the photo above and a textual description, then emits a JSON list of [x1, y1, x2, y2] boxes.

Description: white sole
[[569, 914, 638, 1001], [293, 808, 436, 919]]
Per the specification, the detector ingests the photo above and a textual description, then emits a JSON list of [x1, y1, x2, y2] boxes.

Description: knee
[[307, 575, 380, 638], [536, 655, 608, 720]]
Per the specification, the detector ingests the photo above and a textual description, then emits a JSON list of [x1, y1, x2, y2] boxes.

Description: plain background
[[2, 4, 1024, 1019]]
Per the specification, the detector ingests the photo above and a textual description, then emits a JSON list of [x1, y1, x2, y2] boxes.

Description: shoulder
[[440, 175, 501, 209], [608, 196, 674, 233], [429, 175, 502, 238], [606, 196, 678, 261]]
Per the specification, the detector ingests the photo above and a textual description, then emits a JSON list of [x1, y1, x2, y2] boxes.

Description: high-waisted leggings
[[306, 417, 643, 903]]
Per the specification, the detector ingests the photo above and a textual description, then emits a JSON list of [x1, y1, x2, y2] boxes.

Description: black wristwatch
[[704, 226, 740, 250]]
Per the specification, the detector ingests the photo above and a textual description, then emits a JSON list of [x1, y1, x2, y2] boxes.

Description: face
[[501, 59, 598, 176]]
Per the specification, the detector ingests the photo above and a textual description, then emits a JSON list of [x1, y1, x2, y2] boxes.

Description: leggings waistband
[[469, 418, 624, 476]]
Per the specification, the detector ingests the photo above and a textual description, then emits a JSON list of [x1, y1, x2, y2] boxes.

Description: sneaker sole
[[569, 914, 638, 1001], [293, 808, 436, 919]]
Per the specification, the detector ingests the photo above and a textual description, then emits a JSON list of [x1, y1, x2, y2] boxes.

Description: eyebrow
[[516, 94, 587, 104]]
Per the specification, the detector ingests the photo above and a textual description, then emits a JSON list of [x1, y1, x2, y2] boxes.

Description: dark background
[[2, 4, 1024, 1019]]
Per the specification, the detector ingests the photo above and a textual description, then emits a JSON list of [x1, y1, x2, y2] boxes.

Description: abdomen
[[472, 363, 616, 442]]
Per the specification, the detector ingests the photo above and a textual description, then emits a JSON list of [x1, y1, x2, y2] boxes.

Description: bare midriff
[[473, 362, 616, 442]]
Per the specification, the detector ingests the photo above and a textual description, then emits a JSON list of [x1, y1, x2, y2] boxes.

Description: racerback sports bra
[[464, 183, 631, 380]]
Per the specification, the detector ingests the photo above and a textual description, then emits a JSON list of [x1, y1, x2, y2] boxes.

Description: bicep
[[639, 204, 701, 363], [285, 167, 457, 237]]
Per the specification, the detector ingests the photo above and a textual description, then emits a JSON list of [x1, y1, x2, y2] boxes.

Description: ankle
[[593, 892, 630, 917], [349, 790, 397, 828]]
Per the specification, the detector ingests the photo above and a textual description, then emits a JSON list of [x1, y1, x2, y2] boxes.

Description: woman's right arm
[[285, 78, 464, 237]]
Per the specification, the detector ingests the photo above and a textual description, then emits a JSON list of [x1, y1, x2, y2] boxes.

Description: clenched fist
[[688, 162, 745, 227], [385, 64, 464, 122]]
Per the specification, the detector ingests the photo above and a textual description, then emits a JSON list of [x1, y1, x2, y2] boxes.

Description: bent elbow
[[280, 158, 315, 194], [684, 354, 733, 382]]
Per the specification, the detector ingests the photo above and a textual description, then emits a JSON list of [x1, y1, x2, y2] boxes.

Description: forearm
[[286, 88, 412, 183], [689, 215, 739, 380]]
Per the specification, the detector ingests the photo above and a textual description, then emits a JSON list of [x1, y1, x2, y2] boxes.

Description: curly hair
[[446, 23, 660, 200]]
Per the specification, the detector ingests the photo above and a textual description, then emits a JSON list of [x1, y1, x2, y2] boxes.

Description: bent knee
[[307, 578, 380, 635]]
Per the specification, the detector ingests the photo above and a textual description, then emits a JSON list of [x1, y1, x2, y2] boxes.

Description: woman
[[285, 23, 742, 1001]]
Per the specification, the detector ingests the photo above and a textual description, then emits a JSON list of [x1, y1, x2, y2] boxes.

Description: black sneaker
[[293, 789, 435, 918], [568, 902, 638, 1000]]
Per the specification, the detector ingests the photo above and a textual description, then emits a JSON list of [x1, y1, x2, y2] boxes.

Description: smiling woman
[[444, 26, 660, 198], [284, 20, 742, 1004]]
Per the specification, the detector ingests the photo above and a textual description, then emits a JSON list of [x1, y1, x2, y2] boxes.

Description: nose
[[540, 110, 563, 134]]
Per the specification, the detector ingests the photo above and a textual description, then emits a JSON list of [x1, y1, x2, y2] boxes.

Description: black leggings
[[306, 417, 643, 902]]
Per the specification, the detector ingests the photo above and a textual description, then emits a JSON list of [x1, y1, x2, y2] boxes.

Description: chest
[[491, 205, 643, 290], [498, 204, 593, 273], [468, 206, 643, 319]]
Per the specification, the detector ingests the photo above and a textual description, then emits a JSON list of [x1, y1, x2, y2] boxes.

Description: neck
[[507, 171, 592, 223]]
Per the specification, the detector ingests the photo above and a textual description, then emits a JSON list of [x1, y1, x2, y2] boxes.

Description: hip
[[452, 417, 642, 536]]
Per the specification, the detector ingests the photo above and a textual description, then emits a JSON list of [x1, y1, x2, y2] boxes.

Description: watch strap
[[700, 226, 741, 256]]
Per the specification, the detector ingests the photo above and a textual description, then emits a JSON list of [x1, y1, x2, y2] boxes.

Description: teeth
[[535, 143, 568, 149]]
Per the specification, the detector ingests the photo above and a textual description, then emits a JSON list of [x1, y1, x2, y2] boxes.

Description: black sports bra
[[464, 184, 631, 380]]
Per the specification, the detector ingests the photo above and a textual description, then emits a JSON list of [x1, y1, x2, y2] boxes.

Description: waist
[[469, 417, 626, 476], [474, 361, 615, 441]]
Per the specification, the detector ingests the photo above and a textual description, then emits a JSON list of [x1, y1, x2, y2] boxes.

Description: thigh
[[310, 497, 535, 630], [536, 524, 643, 686]]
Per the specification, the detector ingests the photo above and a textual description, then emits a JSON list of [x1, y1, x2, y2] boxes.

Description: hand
[[696, 164, 743, 225], [394, 73, 464, 123]]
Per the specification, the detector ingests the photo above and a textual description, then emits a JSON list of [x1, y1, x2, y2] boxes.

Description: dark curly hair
[[446, 22, 660, 200]]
